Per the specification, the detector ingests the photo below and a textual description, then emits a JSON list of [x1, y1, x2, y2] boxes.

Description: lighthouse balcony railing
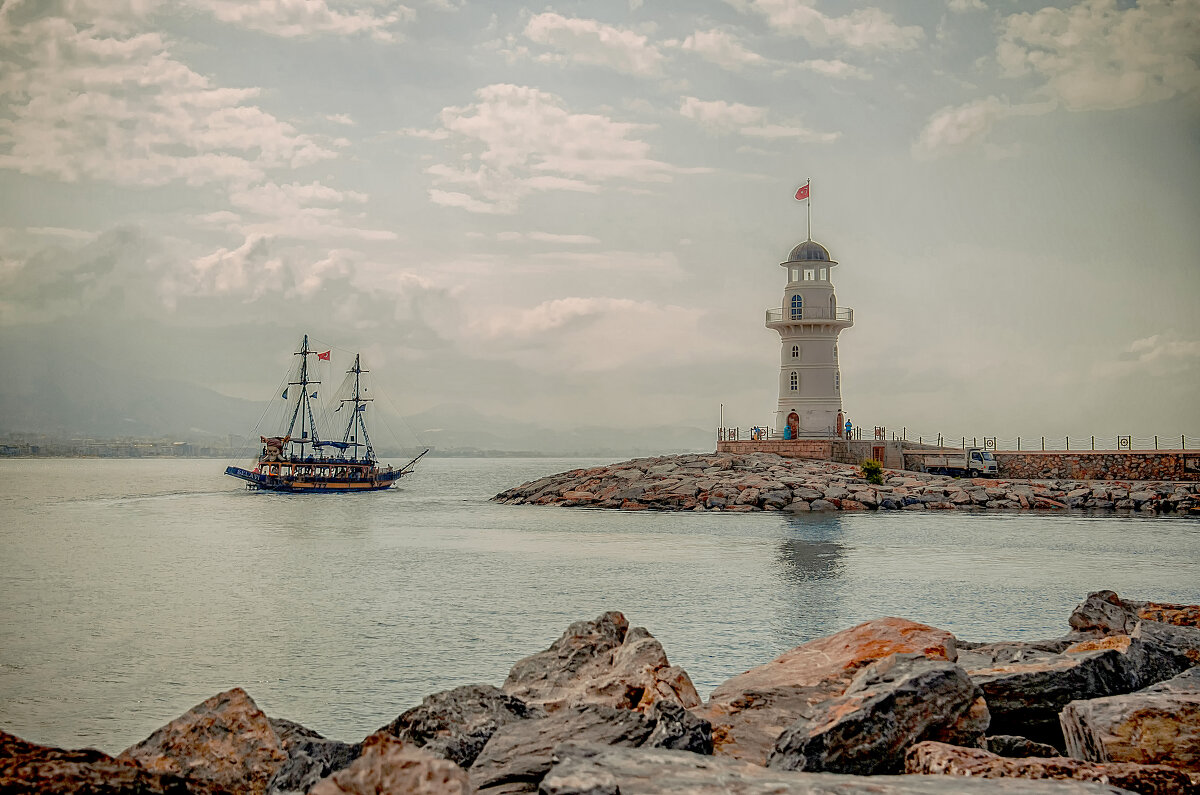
[[765, 307, 854, 323]]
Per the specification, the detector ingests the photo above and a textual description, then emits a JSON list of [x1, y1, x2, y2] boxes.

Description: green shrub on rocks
[[861, 458, 884, 485]]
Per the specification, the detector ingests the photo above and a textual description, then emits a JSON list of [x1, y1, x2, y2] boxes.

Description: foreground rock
[[1070, 590, 1200, 636], [502, 611, 701, 714], [905, 741, 1197, 794], [768, 653, 988, 774], [494, 452, 1199, 513], [1061, 668, 1200, 772], [119, 688, 287, 795], [696, 617, 958, 765], [266, 718, 360, 795], [308, 733, 468, 795], [379, 684, 542, 768], [0, 729, 224, 794], [541, 743, 1133, 794]]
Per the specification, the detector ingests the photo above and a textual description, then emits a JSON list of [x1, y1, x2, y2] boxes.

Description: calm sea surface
[[1, 457, 1198, 753]]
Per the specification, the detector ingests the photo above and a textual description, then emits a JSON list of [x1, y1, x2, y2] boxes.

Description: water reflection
[[773, 515, 849, 646]]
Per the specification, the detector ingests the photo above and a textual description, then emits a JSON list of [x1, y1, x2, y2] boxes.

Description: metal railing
[[765, 307, 854, 324], [717, 426, 1199, 451]]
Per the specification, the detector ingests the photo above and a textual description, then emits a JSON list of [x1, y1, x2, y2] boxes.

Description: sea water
[[1, 457, 1198, 753]]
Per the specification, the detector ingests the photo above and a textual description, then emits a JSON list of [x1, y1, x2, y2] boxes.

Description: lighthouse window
[[835, 372, 840, 390], [790, 371, 798, 391], [819, 267, 827, 281], [804, 268, 815, 281], [790, 294, 803, 319], [791, 345, 799, 359], [790, 267, 800, 282]]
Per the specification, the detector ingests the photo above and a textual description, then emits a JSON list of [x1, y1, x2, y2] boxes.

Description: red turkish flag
[[795, 184, 810, 201], [318, 350, 331, 361]]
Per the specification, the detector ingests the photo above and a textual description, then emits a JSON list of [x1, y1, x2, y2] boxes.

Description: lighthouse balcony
[[765, 307, 854, 324]]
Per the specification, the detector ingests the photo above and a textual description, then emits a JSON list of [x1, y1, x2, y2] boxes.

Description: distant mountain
[[0, 336, 711, 456], [0, 329, 262, 439]]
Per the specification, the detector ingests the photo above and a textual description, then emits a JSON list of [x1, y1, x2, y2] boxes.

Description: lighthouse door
[[787, 412, 799, 440]]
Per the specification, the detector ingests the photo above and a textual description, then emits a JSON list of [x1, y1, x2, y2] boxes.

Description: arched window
[[790, 294, 803, 319], [790, 371, 798, 391], [791, 345, 799, 359]]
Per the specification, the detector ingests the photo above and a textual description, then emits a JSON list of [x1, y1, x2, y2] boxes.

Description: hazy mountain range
[[0, 329, 710, 456]]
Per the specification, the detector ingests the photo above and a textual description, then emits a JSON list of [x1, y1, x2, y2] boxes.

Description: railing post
[[1017, 436, 1021, 451], [1155, 435, 1159, 450], [1041, 436, 1045, 451], [1091, 436, 1095, 450], [903, 427, 906, 440], [1184, 435, 1187, 451], [1066, 437, 1070, 451]]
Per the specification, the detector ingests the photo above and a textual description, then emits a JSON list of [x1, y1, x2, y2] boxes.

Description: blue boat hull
[[225, 466, 401, 493]]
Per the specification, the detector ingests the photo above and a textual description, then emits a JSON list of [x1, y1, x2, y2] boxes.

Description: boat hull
[[225, 466, 402, 493]]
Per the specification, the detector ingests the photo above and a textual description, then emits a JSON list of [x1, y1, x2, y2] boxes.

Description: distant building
[[764, 238, 854, 438]]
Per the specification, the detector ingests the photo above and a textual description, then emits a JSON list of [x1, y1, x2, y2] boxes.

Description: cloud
[[422, 84, 704, 213], [523, 12, 664, 76], [948, 0, 986, 11], [497, 232, 601, 245], [729, 0, 924, 51], [679, 97, 839, 141], [996, 0, 1200, 111], [912, 96, 1052, 158], [227, 181, 396, 241], [0, 9, 337, 188], [1094, 333, 1200, 378], [189, 0, 414, 41], [674, 29, 766, 70], [325, 113, 356, 125], [798, 58, 870, 80]]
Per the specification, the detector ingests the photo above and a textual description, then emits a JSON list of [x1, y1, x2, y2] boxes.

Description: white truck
[[909, 448, 998, 478]]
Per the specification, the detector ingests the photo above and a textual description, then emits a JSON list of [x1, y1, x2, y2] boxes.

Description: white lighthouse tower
[[765, 237, 854, 438]]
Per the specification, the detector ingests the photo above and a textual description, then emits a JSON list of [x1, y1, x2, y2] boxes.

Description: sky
[[0, 0, 1198, 443]]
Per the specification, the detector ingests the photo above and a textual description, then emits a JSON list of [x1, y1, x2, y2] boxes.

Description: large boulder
[[540, 742, 1132, 794], [379, 684, 542, 768], [307, 732, 468, 795], [1069, 590, 1200, 636], [960, 636, 1172, 748], [119, 688, 288, 795], [696, 617, 958, 764], [905, 740, 1197, 794], [469, 704, 655, 794], [266, 718, 360, 795], [986, 735, 1061, 758], [1060, 667, 1200, 772], [767, 653, 988, 775], [0, 729, 222, 794], [502, 612, 700, 714]]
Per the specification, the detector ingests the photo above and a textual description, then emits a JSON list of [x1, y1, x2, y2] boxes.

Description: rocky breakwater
[[493, 452, 1200, 513], [4, 590, 1199, 794]]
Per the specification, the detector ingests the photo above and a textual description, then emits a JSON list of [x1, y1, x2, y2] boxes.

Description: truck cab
[[968, 448, 998, 477]]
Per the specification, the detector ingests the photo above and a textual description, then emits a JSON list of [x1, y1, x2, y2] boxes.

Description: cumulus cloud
[[422, 84, 704, 214], [912, 96, 1052, 158], [948, 0, 986, 12], [679, 97, 839, 141], [190, 0, 414, 41], [227, 181, 396, 241], [798, 58, 870, 79], [728, 0, 924, 50], [996, 0, 1200, 111], [1094, 333, 1200, 378], [0, 8, 337, 188], [674, 29, 766, 70], [523, 12, 664, 76]]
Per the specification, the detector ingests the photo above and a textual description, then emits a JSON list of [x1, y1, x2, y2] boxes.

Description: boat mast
[[285, 334, 322, 456], [340, 354, 373, 462]]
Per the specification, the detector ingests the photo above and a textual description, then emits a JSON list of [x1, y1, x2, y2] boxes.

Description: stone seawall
[[493, 452, 1200, 514], [716, 439, 833, 459], [994, 450, 1200, 482]]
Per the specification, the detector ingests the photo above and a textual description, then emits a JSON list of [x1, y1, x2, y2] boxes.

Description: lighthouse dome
[[787, 240, 833, 263]]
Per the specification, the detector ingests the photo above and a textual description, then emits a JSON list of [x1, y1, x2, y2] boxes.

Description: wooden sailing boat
[[225, 335, 427, 492]]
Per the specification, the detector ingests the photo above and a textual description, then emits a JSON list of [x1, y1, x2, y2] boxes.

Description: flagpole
[[807, 178, 812, 241]]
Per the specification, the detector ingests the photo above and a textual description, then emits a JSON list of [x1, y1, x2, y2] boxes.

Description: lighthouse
[[765, 237, 854, 438]]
